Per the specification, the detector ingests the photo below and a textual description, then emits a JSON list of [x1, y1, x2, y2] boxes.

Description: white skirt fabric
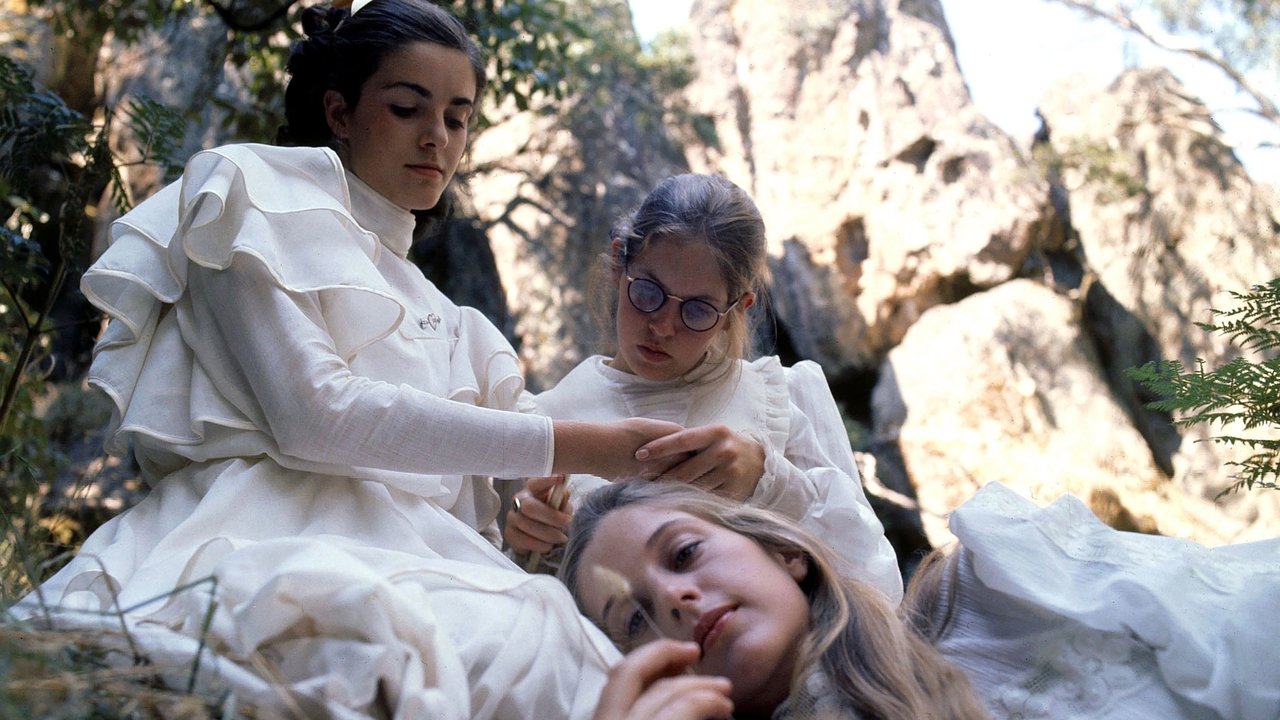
[[941, 482, 1280, 719], [25, 534, 619, 719]]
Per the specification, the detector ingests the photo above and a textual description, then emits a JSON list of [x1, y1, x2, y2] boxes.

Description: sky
[[627, 0, 1280, 186]]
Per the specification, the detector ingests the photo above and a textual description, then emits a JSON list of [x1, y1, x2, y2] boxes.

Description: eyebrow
[[646, 519, 682, 551], [633, 269, 728, 305], [382, 81, 474, 109]]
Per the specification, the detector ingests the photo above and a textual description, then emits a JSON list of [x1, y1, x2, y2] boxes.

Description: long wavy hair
[[560, 482, 989, 720]]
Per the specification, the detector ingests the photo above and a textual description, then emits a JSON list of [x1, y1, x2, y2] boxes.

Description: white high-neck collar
[[344, 170, 416, 258]]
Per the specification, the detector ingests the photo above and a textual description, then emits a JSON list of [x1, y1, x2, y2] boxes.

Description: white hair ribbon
[[351, 0, 374, 13]]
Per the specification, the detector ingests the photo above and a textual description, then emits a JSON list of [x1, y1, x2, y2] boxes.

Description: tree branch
[[1049, 0, 1280, 126], [203, 0, 298, 32]]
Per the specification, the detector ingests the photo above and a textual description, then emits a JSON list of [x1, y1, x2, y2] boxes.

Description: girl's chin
[[632, 365, 683, 382]]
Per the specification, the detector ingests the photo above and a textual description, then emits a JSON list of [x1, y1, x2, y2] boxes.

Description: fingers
[[593, 640, 733, 720], [504, 513, 561, 554], [636, 426, 764, 499], [623, 676, 735, 720], [634, 426, 718, 461], [622, 417, 687, 442], [525, 473, 568, 502], [504, 477, 573, 554]]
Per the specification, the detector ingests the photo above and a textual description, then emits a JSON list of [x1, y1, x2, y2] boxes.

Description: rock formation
[[15, 0, 1280, 551]]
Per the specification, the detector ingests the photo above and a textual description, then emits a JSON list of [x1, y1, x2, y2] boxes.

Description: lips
[[637, 344, 669, 362], [693, 605, 735, 657], [406, 162, 444, 177]]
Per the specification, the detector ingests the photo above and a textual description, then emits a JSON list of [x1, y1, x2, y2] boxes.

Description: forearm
[[188, 259, 553, 478]]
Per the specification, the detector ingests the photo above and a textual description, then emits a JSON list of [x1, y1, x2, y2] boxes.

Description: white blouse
[[20, 143, 620, 719], [87, 143, 553, 490], [935, 482, 1280, 719], [535, 354, 904, 603]]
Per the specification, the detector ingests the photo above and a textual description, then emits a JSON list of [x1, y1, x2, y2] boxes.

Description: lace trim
[[990, 628, 1154, 719]]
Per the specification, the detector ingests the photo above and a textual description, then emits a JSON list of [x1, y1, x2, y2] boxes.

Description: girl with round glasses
[[505, 174, 902, 603], [623, 272, 744, 332]]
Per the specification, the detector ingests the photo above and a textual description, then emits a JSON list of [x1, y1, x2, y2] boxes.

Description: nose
[[647, 302, 679, 338], [421, 113, 448, 148], [654, 575, 700, 633]]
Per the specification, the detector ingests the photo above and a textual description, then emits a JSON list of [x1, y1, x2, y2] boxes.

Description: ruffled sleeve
[[750, 359, 903, 603], [82, 143, 552, 485], [450, 306, 528, 413], [85, 145, 399, 451]]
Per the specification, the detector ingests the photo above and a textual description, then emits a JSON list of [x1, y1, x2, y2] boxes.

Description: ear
[[610, 237, 626, 282], [738, 290, 756, 311], [323, 89, 350, 143], [778, 549, 809, 584]]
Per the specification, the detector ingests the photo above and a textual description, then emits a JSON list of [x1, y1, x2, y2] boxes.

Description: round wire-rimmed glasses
[[625, 273, 740, 332]]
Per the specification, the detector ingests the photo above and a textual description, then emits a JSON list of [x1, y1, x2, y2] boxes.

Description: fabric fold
[[950, 482, 1280, 719], [84, 144, 413, 458]]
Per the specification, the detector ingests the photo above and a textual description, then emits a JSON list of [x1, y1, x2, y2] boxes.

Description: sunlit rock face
[[1035, 67, 1280, 534], [664, 2, 1280, 544], [872, 280, 1258, 548], [65, 0, 1280, 547], [680, 0, 1050, 369]]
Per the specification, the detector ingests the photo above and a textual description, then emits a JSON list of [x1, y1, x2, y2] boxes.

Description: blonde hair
[[590, 174, 771, 383], [560, 482, 990, 720]]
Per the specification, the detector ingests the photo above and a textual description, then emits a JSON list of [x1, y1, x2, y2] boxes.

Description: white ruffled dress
[[534, 355, 903, 603], [936, 482, 1280, 720], [17, 144, 620, 718]]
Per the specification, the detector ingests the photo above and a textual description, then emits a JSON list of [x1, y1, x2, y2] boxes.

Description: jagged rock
[[19, 0, 1280, 550], [1037, 68, 1280, 531], [871, 279, 1256, 547], [680, 0, 1051, 369]]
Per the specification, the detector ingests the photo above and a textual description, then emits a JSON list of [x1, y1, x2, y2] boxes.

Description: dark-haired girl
[[17, 1, 677, 716]]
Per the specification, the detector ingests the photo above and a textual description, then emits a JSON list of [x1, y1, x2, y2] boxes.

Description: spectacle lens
[[628, 277, 667, 313], [680, 299, 720, 331], [625, 275, 731, 333]]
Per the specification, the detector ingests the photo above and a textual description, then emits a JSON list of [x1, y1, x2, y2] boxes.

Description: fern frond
[[1128, 276, 1280, 495]]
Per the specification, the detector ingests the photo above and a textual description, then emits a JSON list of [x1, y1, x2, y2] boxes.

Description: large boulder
[[1038, 68, 1280, 528], [872, 280, 1257, 547]]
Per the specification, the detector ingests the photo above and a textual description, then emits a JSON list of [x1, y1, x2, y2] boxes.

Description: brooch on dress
[[418, 314, 442, 331]]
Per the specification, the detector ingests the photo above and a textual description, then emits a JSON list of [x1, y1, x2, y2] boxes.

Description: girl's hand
[[635, 424, 765, 499], [553, 418, 690, 481], [505, 474, 572, 555], [593, 640, 733, 720]]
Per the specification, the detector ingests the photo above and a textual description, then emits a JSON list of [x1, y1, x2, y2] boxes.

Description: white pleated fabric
[[937, 482, 1280, 719], [16, 143, 622, 718], [534, 355, 903, 603]]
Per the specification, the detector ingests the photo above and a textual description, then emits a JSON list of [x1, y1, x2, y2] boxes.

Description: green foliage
[[457, 0, 589, 114], [1145, 0, 1280, 78], [1031, 137, 1146, 202], [23, 0, 592, 142], [0, 54, 186, 596], [1128, 278, 1280, 495], [24, 0, 197, 46], [1049, 0, 1280, 129]]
